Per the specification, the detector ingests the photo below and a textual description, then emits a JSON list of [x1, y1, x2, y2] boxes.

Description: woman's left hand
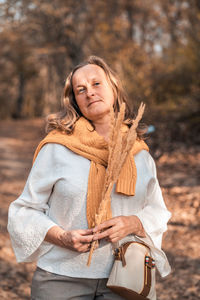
[[92, 215, 145, 243]]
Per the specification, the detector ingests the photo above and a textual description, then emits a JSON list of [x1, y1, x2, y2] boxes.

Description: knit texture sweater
[[33, 117, 149, 228]]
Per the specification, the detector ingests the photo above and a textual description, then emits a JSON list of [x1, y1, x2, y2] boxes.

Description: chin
[[88, 112, 110, 122]]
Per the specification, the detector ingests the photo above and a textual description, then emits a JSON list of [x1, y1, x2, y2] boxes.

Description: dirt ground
[[0, 119, 199, 300]]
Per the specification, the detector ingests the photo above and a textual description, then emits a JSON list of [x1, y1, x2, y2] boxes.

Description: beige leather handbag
[[107, 241, 156, 300]]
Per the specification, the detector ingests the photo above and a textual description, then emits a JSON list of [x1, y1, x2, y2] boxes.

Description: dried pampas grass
[[87, 102, 145, 266]]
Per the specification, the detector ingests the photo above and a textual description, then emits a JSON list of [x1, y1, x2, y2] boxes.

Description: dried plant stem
[[87, 185, 113, 266], [87, 102, 145, 266], [87, 241, 97, 267]]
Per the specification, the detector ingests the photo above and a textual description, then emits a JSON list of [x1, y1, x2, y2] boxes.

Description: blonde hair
[[46, 55, 147, 138]]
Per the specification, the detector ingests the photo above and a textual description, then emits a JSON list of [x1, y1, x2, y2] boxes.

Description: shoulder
[[135, 150, 157, 177], [33, 130, 74, 163], [36, 142, 68, 155], [135, 149, 154, 163], [33, 143, 71, 167]]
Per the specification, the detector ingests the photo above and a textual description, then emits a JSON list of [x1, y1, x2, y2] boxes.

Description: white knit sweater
[[7, 143, 171, 278]]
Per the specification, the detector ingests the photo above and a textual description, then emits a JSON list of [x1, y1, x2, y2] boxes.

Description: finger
[[79, 234, 94, 243], [78, 228, 93, 235], [93, 219, 116, 233], [69, 242, 82, 251], [108, 232, 120, 240], [95, 228, 121, 241], [110, 236, 120, 243], [93, 227, 115, 240], [82, 228, 94, 235], [79, 243, 92, 253]]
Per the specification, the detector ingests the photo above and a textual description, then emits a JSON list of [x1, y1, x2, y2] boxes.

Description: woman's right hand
[[59, 229, 94, 252], [45, 226, 94, 253]]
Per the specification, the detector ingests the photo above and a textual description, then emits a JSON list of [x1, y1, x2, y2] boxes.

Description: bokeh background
[[0, 0, 199, 299]]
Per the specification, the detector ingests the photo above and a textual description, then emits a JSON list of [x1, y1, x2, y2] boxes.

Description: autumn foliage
[[0, 0, 199, 144]]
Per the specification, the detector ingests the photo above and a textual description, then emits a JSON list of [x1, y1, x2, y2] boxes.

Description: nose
[[86, 87, 95, 98]]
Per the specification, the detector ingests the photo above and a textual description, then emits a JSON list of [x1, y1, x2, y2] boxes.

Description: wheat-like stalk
[[87, 102, 145, 266]]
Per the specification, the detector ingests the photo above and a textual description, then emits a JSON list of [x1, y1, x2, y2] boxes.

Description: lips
[[88, 100, 102, 107]]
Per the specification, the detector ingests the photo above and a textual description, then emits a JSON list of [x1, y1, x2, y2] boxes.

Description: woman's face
[[72, 64, 115, 122]]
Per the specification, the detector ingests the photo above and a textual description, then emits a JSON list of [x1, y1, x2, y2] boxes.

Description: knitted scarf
[[33, 117, 149, 228]]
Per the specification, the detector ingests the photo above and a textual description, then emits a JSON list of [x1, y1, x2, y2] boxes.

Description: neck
[[92, 116, 110, 142]]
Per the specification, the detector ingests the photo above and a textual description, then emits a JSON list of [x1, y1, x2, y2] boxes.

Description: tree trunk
[[13, 72, 25, 118]]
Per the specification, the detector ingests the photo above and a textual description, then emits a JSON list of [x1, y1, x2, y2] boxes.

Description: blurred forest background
[[0, 0, 199, 299], [0, 0, 200, 148]]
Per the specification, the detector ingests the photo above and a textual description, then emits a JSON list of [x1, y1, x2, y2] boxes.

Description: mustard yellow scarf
[[33, 117, 149, 228]]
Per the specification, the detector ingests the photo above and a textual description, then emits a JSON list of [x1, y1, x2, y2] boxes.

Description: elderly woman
[[7, 56, 171, 300]]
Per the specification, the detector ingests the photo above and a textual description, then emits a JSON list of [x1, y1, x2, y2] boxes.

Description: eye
[[94, 82, 100, 86], [78, 87, 85, 94]]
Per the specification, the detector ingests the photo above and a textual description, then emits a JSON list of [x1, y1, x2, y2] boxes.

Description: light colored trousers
[[31, 267, 125, 300]]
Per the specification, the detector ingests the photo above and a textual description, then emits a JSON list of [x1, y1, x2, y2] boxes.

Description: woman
[[7, 56, 171, 300]]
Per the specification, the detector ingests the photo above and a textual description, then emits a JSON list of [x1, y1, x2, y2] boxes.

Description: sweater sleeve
[[7, 144, 61, 263], [135, 152, 172, 277]]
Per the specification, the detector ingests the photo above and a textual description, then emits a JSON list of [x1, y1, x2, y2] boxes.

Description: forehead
[[72, 64, 107, 86]]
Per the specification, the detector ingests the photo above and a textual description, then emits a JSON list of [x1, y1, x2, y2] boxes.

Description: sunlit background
[[0, 1, 199, 299]]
